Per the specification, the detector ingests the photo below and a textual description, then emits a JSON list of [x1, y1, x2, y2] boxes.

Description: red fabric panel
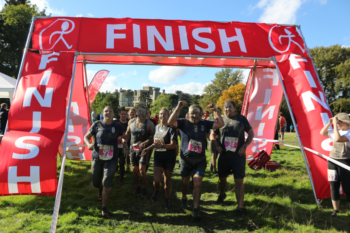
[[241, 69, 254, 117], [88, 70, 109, 105], [58, 63, 92, 161], [0, 51, 74, 196], [277, 55, 333, 200], [244, 68, 283, 159], [32, 17, 309, 59]]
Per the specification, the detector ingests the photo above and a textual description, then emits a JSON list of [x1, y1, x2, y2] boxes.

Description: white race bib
[[188, 139, 202, 153], [99, 145, 113, 160], [328, 169, 338, 182], [224, 137, 238, 152]]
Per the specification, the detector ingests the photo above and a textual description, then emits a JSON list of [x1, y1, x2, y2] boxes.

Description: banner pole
[[243, 59, 257, 116], [4, 16, 36, 134], [298, 26, 331, 108], [83, 55, 92, 121], [273, 56, 320, 205], [50, 51, 78, 233]]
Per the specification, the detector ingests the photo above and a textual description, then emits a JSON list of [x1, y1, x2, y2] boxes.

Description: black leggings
[[328, 159, 350, 202]]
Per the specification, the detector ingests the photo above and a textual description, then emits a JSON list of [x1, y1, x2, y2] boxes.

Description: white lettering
[[12, 136, 40, 159], [106, 24, 126, 49], [301, 91, 329, 112], [252, 140, 267, 152], [255, 106, 276, 120], [133, 24, 141, 48], [70, 102, 79, 116], [67, 136, 81, 149], [30, 112, 41, 133], [8, 166, 41, 193], [39, 53, 59, 70], [264, 89, 272, 105], [39, 70, 52, 86], [147, 26, 174, 51], [257, 123, 265, 136], [218, 28, 247, 53], [289, 54, 307, 70], [179, 26, 189, 50], [192, 28, 215, 53], [23, 87, 53, 107], [304, 71, 317, 88], [263, 68, 279, 86], [68, 119, 74, 133]]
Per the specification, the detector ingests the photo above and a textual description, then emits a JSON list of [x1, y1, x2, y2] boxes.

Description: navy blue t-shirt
[[89, 121, 123, 160], [177, 118, 214, 163]]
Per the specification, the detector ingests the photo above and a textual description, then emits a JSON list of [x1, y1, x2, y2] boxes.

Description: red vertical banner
[[244, 68, 284, 159], [0, 51, 74, 196], [241, 70, 253, 117], [277, 54, 333, 200], [58, 63, 92, 161], [88, 70, 109, 105]]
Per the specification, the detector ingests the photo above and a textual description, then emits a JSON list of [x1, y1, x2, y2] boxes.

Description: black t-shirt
[[154, 124, 177, 157], [89, 121, 123, 160], [177, 118, 214, 163], [114, 119, 128, 133], [214, 115, 252, 156], [0, 109, 8, 132]]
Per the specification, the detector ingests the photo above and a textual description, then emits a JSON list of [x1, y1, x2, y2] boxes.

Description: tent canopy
[[0, 72, 16, 102]]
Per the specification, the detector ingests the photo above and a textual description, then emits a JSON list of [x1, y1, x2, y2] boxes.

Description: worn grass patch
[[0, 133, 349, 232]]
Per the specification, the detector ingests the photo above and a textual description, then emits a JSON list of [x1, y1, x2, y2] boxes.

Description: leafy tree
[[91, 92, 103, 114], [99, 93, 119, 115], [199, 69, 244, 111], [330, 98, 350, 115], [191, 94, 202, 105], [150, 94, 172, 116], [216, 83, 245, 114], [0, 1, 47, 78], [309, 45, 350, 103]]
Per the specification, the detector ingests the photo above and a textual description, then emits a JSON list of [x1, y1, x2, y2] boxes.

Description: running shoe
[[101, 206, 109, 217], [237, 208, 245, 220], [141, 188, 147, 198], [331, 210, 339, 217], [97, 191, 102, 201], [164, 199, 170, 210], [133, 186, 141, 195], [181, 198, 188, 209], [216, 193, 227, 204], [151, 191, 159, 201], [192, 208, 201, 220]]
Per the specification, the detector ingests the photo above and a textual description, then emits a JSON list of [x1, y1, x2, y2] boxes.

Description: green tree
[[91, 92, 103, 114], [0, 1, 47, 78], [150, 94, 172, 115], [191, 94, 202, 105], [309, 45, 350, 103], [99, 93, 119, 115], [330, 98, 350, 115], [199, 69, 244, 111]]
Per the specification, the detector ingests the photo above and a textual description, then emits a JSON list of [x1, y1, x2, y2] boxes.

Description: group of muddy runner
[[84, 100, 350, 220]]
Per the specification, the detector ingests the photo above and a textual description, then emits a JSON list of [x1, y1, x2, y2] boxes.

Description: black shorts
[[130, 151, 149, 166], [179, 157, 206, 177], [218, 152, 246, 179], [154, 151, 176, 171], [91, 156, 118, 188]]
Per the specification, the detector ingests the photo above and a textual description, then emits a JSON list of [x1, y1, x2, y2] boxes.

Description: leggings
[[328, 159, 350, 202]]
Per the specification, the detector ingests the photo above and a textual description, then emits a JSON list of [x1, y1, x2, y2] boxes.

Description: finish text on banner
[[32, 17, 308, 58], [277, 54, 333, 200], [245, 68, 283, 159], [0, 52, 74, 196]]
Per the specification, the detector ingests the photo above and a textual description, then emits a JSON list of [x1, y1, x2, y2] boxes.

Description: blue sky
[[1, 0, 349, 94]]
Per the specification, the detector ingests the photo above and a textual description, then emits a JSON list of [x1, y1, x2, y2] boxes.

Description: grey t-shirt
[[214, 115, 252, 156]]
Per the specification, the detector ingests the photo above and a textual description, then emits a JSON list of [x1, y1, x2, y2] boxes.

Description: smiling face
[[159, 110, 169, 124], [189, 106, 202, 124], [137, 107, 147, 121], [224, 102, 235, 117], [129, 109, 136, 119], [120, 110, 127, 121], [337, 120, 350, 131], [103, 106, 114, 121]]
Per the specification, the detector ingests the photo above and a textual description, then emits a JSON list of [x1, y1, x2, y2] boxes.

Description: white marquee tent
[[0, 72, 16, 103]]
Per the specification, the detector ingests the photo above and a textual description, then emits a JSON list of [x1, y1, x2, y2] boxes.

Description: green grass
[[1, 133, 350, 232]]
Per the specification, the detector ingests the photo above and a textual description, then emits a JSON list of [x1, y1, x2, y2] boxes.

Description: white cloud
[[100, 75, 119, 93], [163, 82, 210, 95], [0, 0, 3, 11], [31, 0, 66, 16], [142, 83, 150, 87], [88, 13, 94, 17], [256, 0, 302, 24], [242, 69, 252, 84], [149, 66, 188, 83], [76, 14, 83, 17]]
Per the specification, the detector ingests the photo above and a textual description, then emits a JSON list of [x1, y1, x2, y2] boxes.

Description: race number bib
[[188, 139, 202, 153], [225, 137, 238, 152], [99, 145, 114, 160], [328, 169, 338, 182], [133, 143, 140, 151], [154, 138, 166, 152], [117, 137, 123, 148]]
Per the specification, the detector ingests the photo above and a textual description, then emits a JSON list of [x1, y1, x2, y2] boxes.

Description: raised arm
[[320, 118, 332, 137], [333, 117, 350, 142], [208, 104, 224, 129], [168, 101, 187, 128]]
